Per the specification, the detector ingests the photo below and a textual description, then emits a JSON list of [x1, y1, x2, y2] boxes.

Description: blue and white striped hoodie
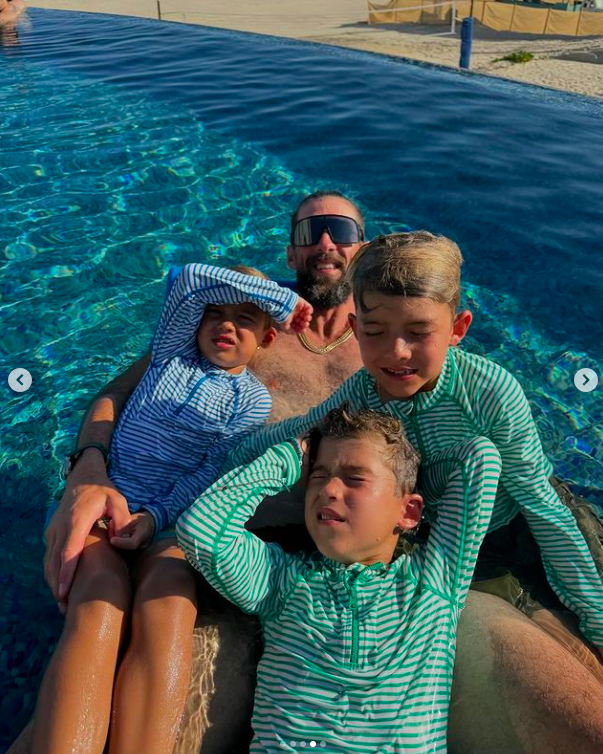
[[109, 263, 298, 532]]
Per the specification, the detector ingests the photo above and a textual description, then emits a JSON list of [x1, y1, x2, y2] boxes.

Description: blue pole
[[459, 17, 474, 70]]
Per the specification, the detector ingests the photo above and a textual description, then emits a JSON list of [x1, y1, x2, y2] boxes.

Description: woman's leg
[[108, 537, 198, 754], [31, 525, 132, 754]]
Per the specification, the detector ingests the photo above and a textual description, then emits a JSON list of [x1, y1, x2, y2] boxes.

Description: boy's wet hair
[[307, 404, 420, 494], [347, 231, 463, 313], [290, 190, 365, 232], [228, 265, 273, 328]]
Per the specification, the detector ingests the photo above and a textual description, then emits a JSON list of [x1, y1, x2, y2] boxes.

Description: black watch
[[62, 443, 109, 479]]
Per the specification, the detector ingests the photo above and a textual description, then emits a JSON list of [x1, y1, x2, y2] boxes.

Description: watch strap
[[68, 442, 110, 472]]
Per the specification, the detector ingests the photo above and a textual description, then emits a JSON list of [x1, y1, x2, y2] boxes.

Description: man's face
[[287, 197, 364, 309], [304, 435, 422, 566]]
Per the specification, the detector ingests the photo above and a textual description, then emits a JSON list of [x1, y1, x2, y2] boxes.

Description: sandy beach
[[25, 0, 603, 98]]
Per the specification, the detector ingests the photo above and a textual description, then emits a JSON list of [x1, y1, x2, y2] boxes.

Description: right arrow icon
[[575, 368, 599, 393]]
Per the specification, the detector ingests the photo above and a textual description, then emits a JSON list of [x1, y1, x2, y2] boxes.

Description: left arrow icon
[[8, 368, 32, 393]]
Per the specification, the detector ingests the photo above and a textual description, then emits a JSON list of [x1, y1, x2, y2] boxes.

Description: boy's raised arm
[[152, 264, 298, 365], [176, 441, 302, 617], [490, 381, 603, 649], [419, 437, 502, 607]]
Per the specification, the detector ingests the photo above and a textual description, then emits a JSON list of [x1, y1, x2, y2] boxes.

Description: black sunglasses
[[291, 214, 364, 247]]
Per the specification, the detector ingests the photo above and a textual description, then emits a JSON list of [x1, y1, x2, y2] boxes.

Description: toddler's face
[[196, 302, 274, 373], [350, 292, 471, 402], [304, 434, 422, 566]]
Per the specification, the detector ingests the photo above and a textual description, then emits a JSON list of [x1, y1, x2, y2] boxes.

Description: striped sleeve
[[418, 437, 501, 607], [489, 373, 603, 648], [226, 369, 368, 469], [142, 380, 273, 530], [176, 442, 302, 618], [151, 264, 298, 364]]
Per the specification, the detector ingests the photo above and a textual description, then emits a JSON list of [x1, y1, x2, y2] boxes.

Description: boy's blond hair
[[228, 265, 273, 328], [348, 231, 463, 313]]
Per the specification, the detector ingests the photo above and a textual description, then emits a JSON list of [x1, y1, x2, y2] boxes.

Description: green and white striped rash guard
[[177, 437, 501, 753], [229, 347, 603, 649]]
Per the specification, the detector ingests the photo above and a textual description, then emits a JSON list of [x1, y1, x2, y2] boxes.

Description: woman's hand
[[44, 467, 131, 609], [110, 511, 156, 550], [282, 297, 313, 334]]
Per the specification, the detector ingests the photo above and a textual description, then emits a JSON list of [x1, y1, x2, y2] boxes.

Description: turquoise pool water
[[1, 8, 602, 748]]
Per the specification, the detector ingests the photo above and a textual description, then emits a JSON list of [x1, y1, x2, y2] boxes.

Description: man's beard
[[296, 271, 352, 310]]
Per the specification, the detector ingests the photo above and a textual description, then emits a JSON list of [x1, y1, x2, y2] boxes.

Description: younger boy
[[109, 263, 311, 546], [177, 406, 501, 753]]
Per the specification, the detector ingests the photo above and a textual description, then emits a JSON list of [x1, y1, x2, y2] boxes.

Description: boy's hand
[[110, 511, 156, 550], [44, 469, 131, 608], [282, 297, 313, 334], [288, 435, 311, 483]]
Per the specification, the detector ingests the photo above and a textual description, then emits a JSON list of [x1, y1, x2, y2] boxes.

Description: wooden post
[[157, 0, 162, 20]]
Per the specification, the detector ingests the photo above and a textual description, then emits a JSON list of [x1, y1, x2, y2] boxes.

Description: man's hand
[[44, 469, 131, 609], [110, 511, 156, 550], [282, 297, 313, 334]]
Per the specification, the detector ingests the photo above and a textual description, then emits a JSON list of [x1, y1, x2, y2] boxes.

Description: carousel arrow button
[[574, 368, 598, 393]]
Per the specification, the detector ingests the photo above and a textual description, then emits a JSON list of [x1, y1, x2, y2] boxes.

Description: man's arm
[[75, 354, 150, 454], [44, 354, 149, 607]]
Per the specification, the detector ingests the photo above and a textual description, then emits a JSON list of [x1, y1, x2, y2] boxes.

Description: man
[[14, 191, 603, 754]]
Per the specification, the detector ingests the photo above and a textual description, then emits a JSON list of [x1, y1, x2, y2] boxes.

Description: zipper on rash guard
[[174, 375, 209, 416], [344, 575, 360, 667]]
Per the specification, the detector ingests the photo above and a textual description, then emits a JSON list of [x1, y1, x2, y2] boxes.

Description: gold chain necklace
[[297, 327, 354, 355]]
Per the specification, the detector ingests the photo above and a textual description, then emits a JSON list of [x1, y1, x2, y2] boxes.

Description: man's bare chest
[[250, 334, 362, 421]]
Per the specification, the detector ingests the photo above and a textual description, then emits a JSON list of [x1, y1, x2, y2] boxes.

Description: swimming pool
[[1, 8, 602, 748]]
